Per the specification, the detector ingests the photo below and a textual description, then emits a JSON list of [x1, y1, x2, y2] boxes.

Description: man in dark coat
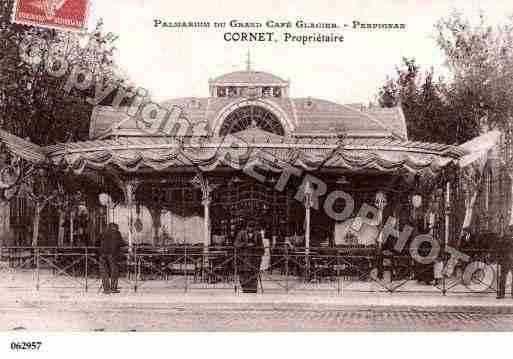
[[234, 220, 264, 293], [99, 223, 125, 294], [497, 225, 513, 299], [414, 222, 435, 285]]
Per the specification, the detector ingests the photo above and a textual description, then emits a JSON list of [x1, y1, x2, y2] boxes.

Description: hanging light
[[412, 194, 423, 209], [99, 193, 111, 206], [374, 191, 387, 210]]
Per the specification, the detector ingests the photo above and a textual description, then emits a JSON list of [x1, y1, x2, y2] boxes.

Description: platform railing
[[0, 245, 501, 296]]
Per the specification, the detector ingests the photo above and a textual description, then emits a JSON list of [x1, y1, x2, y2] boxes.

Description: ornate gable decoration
[[0, 142, 22, 191]]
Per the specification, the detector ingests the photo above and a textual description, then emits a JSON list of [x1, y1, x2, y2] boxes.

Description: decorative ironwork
[[23, 167, 58, 201], [0, 244, 500, 296], [191, 173, 218, 205], [122, 179, 140, 206], [219, 105, 285, 136], [303, 181, 314, 209], [503, 123, 513, 173], [0, 142, 22, 191], [501, 124, 513, 226]]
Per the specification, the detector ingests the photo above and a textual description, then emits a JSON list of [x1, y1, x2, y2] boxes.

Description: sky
[[90, 0, 513, 104]]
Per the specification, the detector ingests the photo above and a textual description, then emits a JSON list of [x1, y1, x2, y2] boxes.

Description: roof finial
[[246, 50, 252, 71]]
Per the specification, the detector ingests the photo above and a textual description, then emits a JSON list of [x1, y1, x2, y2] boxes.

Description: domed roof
[[210, 71, 288, 86]]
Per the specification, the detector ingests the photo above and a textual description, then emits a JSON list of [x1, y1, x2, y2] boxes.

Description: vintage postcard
[[1, 0, 513, 357], [11, 0, 91, 32]]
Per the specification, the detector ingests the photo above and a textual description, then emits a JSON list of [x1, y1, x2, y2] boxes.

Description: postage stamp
[[11, 0, 92, 32]]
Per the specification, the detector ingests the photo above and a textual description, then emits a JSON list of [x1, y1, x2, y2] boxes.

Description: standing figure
[[234, 220, 264, 293], [226, 220, 237, 247], [99, 223, 125, 294], [260, 226, 271, 273], [497, 226, 513, 299]]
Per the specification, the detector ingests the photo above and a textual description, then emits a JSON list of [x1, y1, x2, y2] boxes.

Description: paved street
[[2, 290, 513, 331]]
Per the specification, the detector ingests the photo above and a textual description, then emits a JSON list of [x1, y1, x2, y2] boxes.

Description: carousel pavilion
[[0, 68, 484, 253]]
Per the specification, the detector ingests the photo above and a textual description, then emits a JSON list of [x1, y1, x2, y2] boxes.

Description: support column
[[89, 205, 97, 247], [441, 181, 452, 288], [122, 179, 140, 251], [32, 203, 42, 247], [444, 181, 451, 248], [203, 198, 211, 248], [107, 201, 114, 224], [191, 173, 218, 250], [303, 182, 314, 281], [149, 206, 162, 246], [85, 193, 99, 247], [304, 182, 313, 255], [509, 181, 513, 227], [69, 208, 75, 246], [374, 191, 389, 282], [374, 191, 388, 246], [57, 209, 65, 247]]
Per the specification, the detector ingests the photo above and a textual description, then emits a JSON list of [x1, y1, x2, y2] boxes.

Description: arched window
[[219, 105, 285, 136]]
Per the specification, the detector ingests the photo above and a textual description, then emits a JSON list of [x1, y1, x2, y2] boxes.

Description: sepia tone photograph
[[2, 1, 513, 348]]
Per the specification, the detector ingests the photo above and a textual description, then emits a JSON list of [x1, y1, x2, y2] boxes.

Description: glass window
[[262, 87, 272, 97], [228, 87, 237, 97], [219, 105, 285, 136], [217, 87, 226, 97]]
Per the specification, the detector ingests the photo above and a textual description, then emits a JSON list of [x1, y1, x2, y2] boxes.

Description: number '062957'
[[10, 341, 42, 350]]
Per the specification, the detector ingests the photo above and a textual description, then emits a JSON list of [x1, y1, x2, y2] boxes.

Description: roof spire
[[246, 50, 252, 71]]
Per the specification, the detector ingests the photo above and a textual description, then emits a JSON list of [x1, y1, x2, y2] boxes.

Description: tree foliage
[[378, 58, 479, 144], [0, 0, 126, 145], [435, 10, 513, 130], [378, 10, 513, 144]]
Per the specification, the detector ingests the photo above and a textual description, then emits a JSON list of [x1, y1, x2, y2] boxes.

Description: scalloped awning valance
[[44, 130, 467, 177]]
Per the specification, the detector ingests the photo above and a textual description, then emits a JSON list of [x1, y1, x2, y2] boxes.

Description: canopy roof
[[458, 130, 501, 169], [0, 129, 46, 163], [0, 125, 467, 185], [0, 68, 473, 179], [44, 127, 466, 176]]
